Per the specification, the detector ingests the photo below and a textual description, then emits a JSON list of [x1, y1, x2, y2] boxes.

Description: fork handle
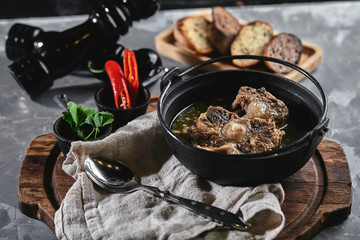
[[141, 185, 250, 231]]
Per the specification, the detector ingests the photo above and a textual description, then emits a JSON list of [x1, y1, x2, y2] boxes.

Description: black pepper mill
[[5, 0, 160, 99]]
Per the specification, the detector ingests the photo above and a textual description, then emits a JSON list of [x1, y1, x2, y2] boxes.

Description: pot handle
[[158, 67, 182, 117], [160, 66, 181, 92], [184, 55, 327, 119]]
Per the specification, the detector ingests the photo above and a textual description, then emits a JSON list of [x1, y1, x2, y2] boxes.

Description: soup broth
[[171, 96, 231, 141], [171, 96, 307, 148]]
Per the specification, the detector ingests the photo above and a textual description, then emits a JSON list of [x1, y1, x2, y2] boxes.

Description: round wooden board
[[18, 95, 351, 239]]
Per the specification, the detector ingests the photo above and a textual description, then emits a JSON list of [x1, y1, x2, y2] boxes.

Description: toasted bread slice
[[263, 33, 303, 73], [231, 21, 274, 67], [210, 6, 242, 55], [180, 16, 213, 55], [173, 17, 193, 50]]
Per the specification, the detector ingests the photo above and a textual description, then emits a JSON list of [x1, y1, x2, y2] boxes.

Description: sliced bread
[[173, 17, 193, 50], [263, 33, 303, 73], [210, 6, 242, 56], [180, 16, 213, 55], [231, 21, 274, 67]]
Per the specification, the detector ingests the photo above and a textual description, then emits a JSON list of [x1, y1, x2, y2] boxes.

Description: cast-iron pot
[[157, 55, 329, 186]]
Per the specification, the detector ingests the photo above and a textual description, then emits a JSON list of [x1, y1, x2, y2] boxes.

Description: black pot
[[53, 117, 112, 156], [157, 55, 329, 186]]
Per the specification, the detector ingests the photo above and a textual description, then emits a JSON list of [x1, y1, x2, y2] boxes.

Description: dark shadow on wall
[[1, 0, 359, 19]]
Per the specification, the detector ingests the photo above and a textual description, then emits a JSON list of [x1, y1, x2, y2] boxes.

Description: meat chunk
[[231, 86, 288, 126], [188, 106, 234, 148], [199, 143, 242, 154], [188, 106, 285, 154]]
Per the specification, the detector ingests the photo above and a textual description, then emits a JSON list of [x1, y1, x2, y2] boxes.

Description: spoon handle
[[141, 185, 250, 231], [53, 93, 72, 111]]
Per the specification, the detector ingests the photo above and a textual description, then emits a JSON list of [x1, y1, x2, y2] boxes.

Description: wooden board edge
[[276, 139, 352, 240], [148, 94, 160, 113], [276, 150, 327, 240], [18, 133, 59, 231], [311, 139, 352, 235], [286, 42, 323, 82]]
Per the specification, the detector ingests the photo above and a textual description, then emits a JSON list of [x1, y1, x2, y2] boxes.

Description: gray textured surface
[[0, 1, 359, 239]]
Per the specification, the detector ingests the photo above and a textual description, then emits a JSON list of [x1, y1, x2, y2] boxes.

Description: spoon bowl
[[84, 156, 251, 231], [84, 155, 139, 193]]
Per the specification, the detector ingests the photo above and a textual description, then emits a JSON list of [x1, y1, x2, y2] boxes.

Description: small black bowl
[[95, 85, 151, 131], [53, 117, 112, 156]]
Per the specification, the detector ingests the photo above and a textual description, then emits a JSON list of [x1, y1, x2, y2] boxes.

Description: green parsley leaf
[[62, 101, 114, 141]]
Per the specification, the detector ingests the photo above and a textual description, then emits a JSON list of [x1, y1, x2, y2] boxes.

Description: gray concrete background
[[0, 1, 359, 239]]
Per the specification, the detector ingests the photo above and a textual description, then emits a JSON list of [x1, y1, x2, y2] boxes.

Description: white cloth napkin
[[54, 111, 285, 240]]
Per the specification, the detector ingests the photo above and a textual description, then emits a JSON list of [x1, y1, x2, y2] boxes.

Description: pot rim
[[157, 55, 329, 158]]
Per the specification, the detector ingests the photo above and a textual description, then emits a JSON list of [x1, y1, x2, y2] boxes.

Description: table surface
[[0, 1, 359, 239]]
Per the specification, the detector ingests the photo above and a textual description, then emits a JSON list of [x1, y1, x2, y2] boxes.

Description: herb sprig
[[62, 101, 114, 141]]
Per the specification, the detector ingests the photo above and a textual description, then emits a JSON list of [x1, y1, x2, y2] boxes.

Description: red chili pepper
[[105, 60, 131, 109], [123, 48, 139, 107]]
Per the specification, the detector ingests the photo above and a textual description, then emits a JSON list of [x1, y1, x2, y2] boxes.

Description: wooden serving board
[[155, 10, 323, 83], [18, 96, 351, 239]]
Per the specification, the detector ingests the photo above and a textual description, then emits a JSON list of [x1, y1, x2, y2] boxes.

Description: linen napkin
[[54, 111, 285, 240]]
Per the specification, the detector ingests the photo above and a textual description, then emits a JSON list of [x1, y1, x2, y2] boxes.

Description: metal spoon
[[53, 93, 72, 111], [84, 156, 251, 231]]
